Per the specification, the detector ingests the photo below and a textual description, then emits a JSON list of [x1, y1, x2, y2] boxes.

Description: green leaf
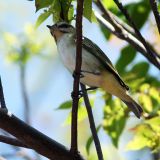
[[102, 0, 118, 14], [84, 0, 92, 22], [145, 117, 160, 132], [35, 0, 53, 12], [86, 125, 101, 155], [138, 93, 153, 112], [99, 23, 111, 40], [64, 105, 88, 125], [125, 0, 150, 29], [149, 87, 160, 103], [35, 11, 51, 28], [116, 45, 136, 74], [126, 133, 150, 150], [56, 100, 72, 110], [91, 10, 98, 23], [126, 124, 158, 151], [130, 62, 150, 78], [68, 4, 74, 22], [103, 96, 127, 147], [51, 0, 61, 22], [60, 0, 73, 22]]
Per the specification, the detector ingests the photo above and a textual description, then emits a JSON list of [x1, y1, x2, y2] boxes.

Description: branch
[[0, 109, 84, 160], [70, 0, 84, 154], [80, 84, 104, 160], [0, 77, 7, 109], [150, 0, 160, 35], [94, 2, 160, 69], [0, 135, 28, 148], [20, 65, 30, 124], [113, 0, 160, 68]]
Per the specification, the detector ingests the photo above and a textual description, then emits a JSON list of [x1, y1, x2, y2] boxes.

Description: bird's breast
[[57, 35, 102, 87], [57, 37, 76, 73]]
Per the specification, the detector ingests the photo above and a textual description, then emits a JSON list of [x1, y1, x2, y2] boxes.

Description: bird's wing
[[82, 37, 129, 90]]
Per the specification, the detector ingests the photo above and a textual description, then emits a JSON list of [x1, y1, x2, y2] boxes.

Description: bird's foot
[[72, 70, 84, 78], [71, 91, 83, 99], [84, 87, 98, 92], [78, 87, 98, 97]]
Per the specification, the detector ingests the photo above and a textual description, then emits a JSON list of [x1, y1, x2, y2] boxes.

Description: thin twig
[[80, 84, 104, 160], [0, 135, 29, 148], [94, 2, 160, 69], [0, 77, 7, 109], [70, 0, 84, 154], [113, 0, 160, 68], [150, 0, 160, 35], [20, 65, 30, 124]]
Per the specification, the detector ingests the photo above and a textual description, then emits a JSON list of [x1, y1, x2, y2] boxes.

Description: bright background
[[0, 0, 158, 159]]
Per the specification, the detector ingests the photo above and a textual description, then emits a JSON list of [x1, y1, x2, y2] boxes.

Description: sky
[[0, 0, 158, 160]]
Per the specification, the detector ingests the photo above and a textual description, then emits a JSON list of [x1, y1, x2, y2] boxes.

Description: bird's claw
[[71, 91, 83, 99], [72, 70, 84, 78]]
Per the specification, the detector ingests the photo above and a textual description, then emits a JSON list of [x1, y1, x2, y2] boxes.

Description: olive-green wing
[[82, 37, 129, 90]]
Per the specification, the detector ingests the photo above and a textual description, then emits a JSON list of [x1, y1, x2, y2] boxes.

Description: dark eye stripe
[[59, 24, 69, 28]]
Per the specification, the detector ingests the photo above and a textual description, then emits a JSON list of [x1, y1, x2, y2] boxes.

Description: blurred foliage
[[35, 0, 96, 27], [48, 0, 160, 157], [34, 0, 160, 157], [62, 98, 95, 125], [103, 94, 128, 147], [2, 0, 158, 159], [2, 24, 51, 66]]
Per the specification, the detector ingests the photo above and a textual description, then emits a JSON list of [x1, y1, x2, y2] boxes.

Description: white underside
[[57, 34, 102, 87], [56, 34, 129, 101]]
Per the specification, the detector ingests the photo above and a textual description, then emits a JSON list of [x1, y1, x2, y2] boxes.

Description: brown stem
[[70, 0, 84, 154], [81, 84, 104, 160], [0, 109, 84, 160], [0, 77, 7, 109], [94, 2, 160, 69], [113, 0, 160, 68], [0, 135, 29, 148], [150, 0, 160, 35], [20, 65, 30, 124]]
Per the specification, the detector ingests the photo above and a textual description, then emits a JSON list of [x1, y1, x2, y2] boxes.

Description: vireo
[[47, 22, 143, 118]]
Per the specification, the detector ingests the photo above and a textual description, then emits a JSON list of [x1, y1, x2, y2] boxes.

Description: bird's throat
[[53, 30, 64, 42]]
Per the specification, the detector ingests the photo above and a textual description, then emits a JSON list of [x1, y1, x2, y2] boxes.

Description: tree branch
[[20, 65, 30, 124], [0, 135, 29, 148], [70, 0, 84, 154], [150, 0, 160, 35], [81, 84, 104, 160], [94, 2, 160, 69], [0, 77, 7, 109], [113, 0, 160, 68], [0, 109, 84, 160]]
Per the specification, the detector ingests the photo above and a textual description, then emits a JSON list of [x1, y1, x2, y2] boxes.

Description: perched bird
[[47, 22, 143, 118]]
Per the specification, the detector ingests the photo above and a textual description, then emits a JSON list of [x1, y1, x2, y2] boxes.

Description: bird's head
[[47, 22, 75, 42]]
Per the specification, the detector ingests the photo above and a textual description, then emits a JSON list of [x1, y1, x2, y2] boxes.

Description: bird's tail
[[122, 96, 143, 118]]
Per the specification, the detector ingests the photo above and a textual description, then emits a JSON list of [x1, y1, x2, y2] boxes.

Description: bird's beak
[[47, 25, 52, 29]]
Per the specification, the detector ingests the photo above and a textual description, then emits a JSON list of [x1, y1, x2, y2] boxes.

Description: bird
[[47, 21, 143, 118]]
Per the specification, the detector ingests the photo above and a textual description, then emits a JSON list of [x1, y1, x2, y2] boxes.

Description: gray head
[[47, 22, 75, 37]]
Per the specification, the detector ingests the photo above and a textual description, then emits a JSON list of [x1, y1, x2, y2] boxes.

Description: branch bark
[[94, 1, 160, 69], [20, 65, 30, 124], [81, 84, 104, 160], [0, 77, 7, 109], [113, 0, 160, 68], [0, 109, 84, 160], [0, 135, 28, 148], [71, 0, 84, 154], [150, 0, 160, 35]]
